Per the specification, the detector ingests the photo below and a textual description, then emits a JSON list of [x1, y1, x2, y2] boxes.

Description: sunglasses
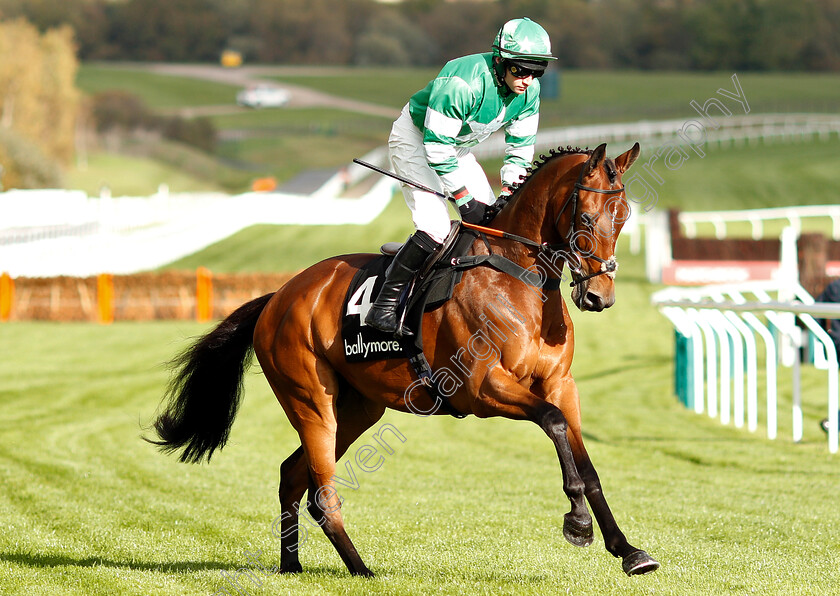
[[507, 63, 544, 79]]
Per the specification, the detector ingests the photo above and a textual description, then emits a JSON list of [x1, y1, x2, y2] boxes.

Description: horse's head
[[554, 143, 640, 312], [490, 142, 640, 312]]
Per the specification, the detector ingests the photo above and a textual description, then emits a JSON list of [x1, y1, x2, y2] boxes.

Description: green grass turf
[[65, 129, 840, 203], [209, 107, 392, 136], [17, 67, 836, 594], [76, 66, 240, 108], [543, 70, 840, 125], [215, 134, 384, 185], [638, 137, 840, 212], [79, 65, 840, 127], [2, 244, 839, 594], [66, 151, 226, 196], [267, 67, 436, 110], [210, 108, 392, 186]]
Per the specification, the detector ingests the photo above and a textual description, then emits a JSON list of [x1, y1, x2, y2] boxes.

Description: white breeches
[[388, 104, 496, 243]]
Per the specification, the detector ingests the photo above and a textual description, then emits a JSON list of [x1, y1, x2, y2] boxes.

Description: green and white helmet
[[492, 17, 557, 62]]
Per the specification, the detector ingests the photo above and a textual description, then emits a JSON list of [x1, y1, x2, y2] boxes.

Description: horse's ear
[[615, 142, 641, 174], [585, 143, 607, 177]]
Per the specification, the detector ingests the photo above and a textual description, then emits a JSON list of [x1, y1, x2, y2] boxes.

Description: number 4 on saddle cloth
[[341, 222, 469, 363]]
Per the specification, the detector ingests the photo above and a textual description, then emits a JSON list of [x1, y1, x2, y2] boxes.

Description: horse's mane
[[509, 145, 592, 196], [480, 146, 591, 225]]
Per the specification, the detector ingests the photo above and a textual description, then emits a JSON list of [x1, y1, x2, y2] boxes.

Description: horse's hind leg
[[274, 385, 385, 576], [298, 396, 380, 577], [276, 446, 306, 573]]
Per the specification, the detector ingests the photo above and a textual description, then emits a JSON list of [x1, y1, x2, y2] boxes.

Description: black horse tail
[[145, 292, 275, 464]]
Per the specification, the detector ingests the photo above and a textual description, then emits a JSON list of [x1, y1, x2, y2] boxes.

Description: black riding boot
[[365, 230, 441, 335]]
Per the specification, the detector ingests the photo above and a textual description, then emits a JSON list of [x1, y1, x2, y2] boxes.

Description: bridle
[[462, 158, 625, 287], [553, 162, 625, 286]]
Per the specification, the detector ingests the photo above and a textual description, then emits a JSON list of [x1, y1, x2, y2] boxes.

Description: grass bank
[[71, 65, 840, 196]]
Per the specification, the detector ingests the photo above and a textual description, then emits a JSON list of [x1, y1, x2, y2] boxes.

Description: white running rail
[[0, 149, 398, 277], [4, 114, 839, 277], [653, 280, 840, 454], [473, 113, 840, 159]]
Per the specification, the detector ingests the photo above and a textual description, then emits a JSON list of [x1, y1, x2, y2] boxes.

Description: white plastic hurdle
[[679, 204, 840, 241], [653, 281, 840, 454]]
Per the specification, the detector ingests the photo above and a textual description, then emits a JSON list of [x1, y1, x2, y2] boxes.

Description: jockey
[[365, 17, 557, 335]]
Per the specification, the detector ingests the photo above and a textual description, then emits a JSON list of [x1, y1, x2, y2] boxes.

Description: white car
[[236, 85, 290, 108]]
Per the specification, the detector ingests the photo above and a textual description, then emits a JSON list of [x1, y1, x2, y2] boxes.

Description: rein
[[462, 163, 625, 287]]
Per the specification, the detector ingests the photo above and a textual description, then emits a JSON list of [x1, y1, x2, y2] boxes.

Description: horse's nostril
[[585, 292, 605, 312]]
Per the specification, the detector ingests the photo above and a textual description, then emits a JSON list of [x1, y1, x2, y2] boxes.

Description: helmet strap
[[492, 58, 511, 94]]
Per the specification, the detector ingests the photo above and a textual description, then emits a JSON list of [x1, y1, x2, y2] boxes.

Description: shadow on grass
[[291, 565, 355, 578], [0, 552, 231, 573], [573, 355, 671, 383], [1, 551, 356, 580], [611, 435, 840, 476]]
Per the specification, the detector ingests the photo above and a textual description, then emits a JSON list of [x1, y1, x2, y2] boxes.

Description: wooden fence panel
[[0, 271, 296, 322]]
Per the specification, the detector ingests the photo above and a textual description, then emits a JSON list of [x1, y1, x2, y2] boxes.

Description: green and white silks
[[407, 52, 540, 198]]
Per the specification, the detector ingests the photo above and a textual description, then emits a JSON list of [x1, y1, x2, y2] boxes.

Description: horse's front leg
[[539, 402, 596, 548], [544, 374, 659, 575], [475, 372, 593, 548]]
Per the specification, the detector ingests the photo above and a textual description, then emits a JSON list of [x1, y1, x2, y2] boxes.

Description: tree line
[[0, 0, 838, 71], [0, 15, 215, 190], [0, 18, 77, 188]]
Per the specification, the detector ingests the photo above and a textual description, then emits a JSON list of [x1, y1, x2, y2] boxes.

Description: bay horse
[[146, 142, 660, 577]]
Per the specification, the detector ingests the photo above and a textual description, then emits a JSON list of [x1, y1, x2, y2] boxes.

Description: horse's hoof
[[351, 566, 375, 578], [563, 513, 594, 547], [279, 561, 303, 574], [622, 550, 660, 576]]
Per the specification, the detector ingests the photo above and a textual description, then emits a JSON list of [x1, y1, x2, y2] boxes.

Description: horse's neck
[[492, 154, 588, 251], [492, 173, 565, 254]]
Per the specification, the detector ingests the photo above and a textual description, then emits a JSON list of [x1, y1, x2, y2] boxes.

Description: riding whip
[[354, 157, 517, 239], [352, 158, 452, 201]]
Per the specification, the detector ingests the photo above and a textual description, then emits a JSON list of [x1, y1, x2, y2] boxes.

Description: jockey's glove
[[457, 198, 485, 224], [453, 187, 485, 224], [499, 185, 514, 200], [479, 196, 508, 226]]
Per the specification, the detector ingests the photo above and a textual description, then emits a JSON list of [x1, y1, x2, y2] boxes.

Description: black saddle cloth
[[340, 228, 477, 363]]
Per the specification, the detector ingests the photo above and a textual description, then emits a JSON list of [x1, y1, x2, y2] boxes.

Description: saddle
[[387, 221, 470, 328]]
